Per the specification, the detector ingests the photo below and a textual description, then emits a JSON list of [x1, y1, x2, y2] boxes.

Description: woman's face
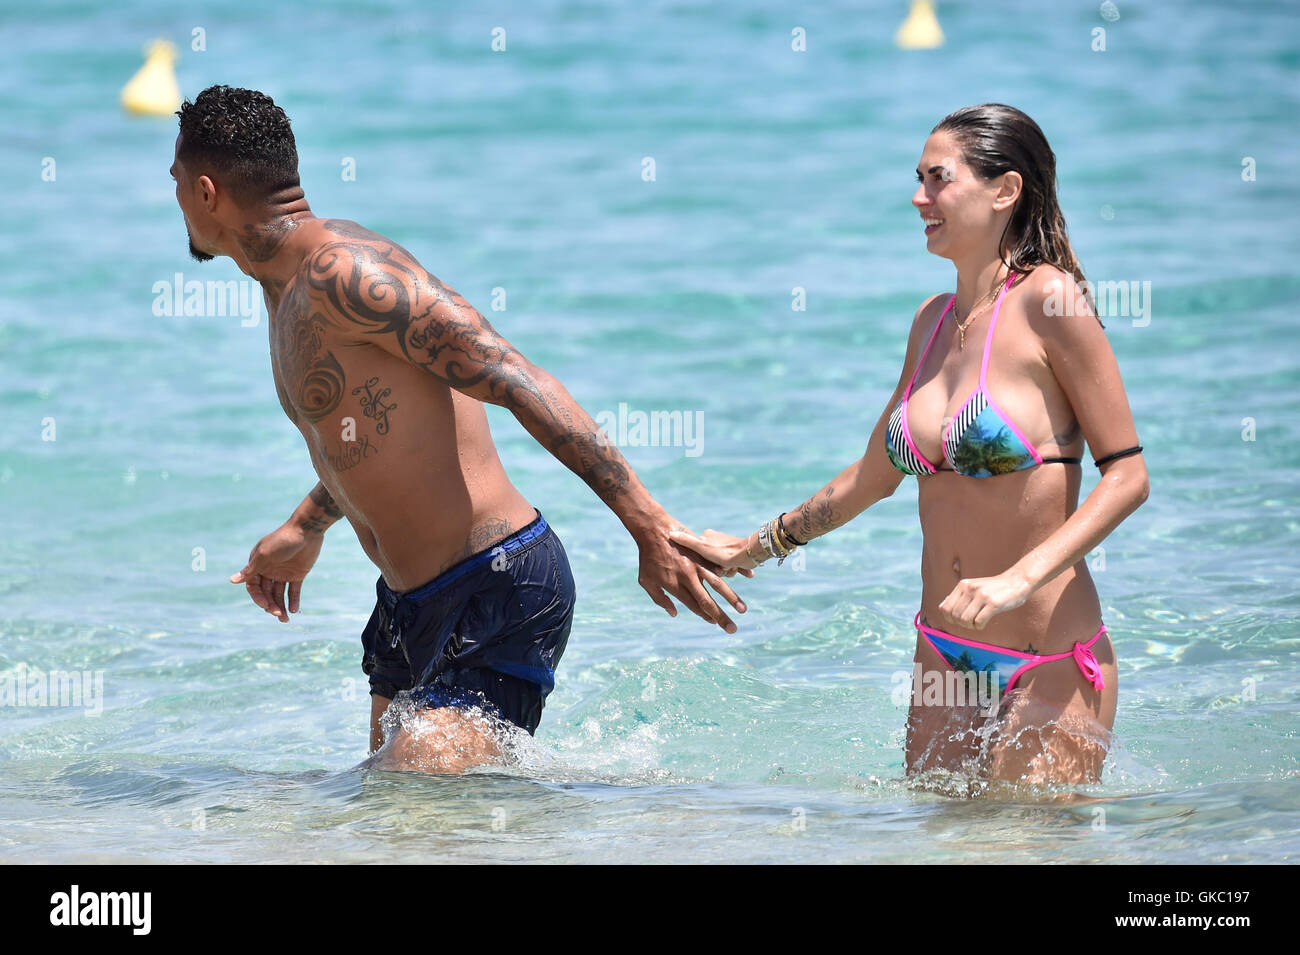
[[911, 131, 1011, 261]]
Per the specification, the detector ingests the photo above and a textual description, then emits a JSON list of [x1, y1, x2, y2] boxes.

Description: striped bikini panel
[[943, 391, 987, 466], [885, 401, 935, 476], [943, 390, 1043, 476]]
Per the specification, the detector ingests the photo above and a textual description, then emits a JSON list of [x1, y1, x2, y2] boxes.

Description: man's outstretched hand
[[230, 522, 324, 622], [633, 515, 753, 633]]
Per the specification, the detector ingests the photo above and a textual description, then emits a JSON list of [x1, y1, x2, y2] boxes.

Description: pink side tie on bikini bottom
[[1072, 640, 1105, 691], [915, 611, 1108, 697]]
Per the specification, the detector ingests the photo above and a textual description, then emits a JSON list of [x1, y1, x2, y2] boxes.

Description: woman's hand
[[667, 528, 761, 574], [937, 569, 1033, 630], [628, 514, 754, 633]]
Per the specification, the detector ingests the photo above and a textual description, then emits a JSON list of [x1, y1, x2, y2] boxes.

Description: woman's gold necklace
[[951, 271, 1006, 349]]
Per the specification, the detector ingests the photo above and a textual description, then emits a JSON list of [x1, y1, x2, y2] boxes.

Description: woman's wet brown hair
[[934, 104, 1095, 313]]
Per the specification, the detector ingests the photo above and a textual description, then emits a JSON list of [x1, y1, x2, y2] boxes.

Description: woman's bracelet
[[778, 512, 807, 546], [758, 519, 777, 561], [1093, 445, 1143, 468], [756, 515, 805, 566]]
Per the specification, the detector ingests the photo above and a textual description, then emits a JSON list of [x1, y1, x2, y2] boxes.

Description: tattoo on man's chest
[[327, 434, 378, 472], [351, 377, 397, 434], [274, 279, 345, 423]]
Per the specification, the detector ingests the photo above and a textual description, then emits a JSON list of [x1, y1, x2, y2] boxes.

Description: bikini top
[[885, 271, 1083, 478]]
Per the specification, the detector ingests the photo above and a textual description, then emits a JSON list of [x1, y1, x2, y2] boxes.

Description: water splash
[[904, 690, 1122, 798], [360, 691, 546, 775]]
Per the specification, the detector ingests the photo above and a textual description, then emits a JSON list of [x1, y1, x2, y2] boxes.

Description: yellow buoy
[[120, 39, 181, 117], [895, 0, 945, 50]]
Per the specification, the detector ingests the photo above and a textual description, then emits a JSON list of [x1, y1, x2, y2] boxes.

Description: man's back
[[265, 217, 535, 592]]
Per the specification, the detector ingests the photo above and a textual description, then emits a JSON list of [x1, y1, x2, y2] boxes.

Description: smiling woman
[[671, 103, 1149, 788]]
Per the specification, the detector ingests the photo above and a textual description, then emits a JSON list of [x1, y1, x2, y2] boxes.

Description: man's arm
[[304, 225, 744, 630], [230, 481, 342, 622], [293, 481, 345, 535], [231, 284, 344, 623]]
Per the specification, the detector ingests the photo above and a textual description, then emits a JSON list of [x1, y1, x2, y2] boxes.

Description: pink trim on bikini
[[899, 272, 1051, 473], [898, 296, 954, 474], [900, 407, 938, 474], [975, 273, 1043, 465], [913, 610, 1108, 694]]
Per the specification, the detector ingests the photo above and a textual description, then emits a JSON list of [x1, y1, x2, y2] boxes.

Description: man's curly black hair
[[176, 85, 300, 204]]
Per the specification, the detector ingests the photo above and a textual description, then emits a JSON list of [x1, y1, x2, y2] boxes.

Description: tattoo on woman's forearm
[[796, 487, 839, 541], [813, 487, 838, 533]]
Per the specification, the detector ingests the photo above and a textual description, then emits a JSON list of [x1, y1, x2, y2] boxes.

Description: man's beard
[[188, 230, 214, 262]]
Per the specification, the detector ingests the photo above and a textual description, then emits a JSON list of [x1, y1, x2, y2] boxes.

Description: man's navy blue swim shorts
[[360, 509, 575, 735]]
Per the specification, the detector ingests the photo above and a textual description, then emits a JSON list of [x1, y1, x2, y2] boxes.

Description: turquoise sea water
[[2, 0, 1298, 863]]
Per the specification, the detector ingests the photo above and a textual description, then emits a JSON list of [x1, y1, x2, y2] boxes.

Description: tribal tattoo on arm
[[304, 222, 635, 504]]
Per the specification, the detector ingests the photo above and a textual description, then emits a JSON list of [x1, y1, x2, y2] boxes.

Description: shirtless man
[[170, 85, 746, 772]]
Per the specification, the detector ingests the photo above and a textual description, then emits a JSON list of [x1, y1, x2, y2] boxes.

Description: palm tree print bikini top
[[885, 271, 1083, 477]]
